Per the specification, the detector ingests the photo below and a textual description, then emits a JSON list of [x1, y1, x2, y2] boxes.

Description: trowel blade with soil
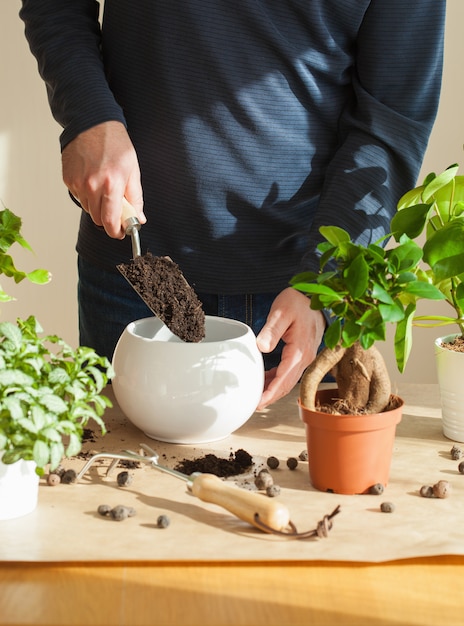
[[118, 253, 205, 343], [118, 200, 205, 342]]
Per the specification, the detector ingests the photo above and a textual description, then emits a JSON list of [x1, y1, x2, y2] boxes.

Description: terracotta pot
[[298, 388, 403, 495]]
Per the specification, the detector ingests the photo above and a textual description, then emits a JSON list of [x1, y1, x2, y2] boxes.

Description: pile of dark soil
[[174, 449, 253, 478], [117, 253, 205, 342]]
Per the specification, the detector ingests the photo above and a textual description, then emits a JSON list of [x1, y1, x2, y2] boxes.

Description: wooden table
[[2, 384, 464, 626], [3, 556, 464, 625]]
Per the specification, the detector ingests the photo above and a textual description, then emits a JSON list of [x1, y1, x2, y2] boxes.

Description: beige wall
[[1, 2, 463, 383]]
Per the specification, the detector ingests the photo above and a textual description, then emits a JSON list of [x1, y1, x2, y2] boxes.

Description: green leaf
[[387, 236, 422, 272], [2, 396, 24, 420], [378, 302, 405, 323], [32, 440, 50, 468], [402, 281, 445, 300], [394, 303, 416, 373], [371, 282, 395, 305], [341, 320, 361, 346], [17, 417, 38, 434], [48, 368, 70, 385], [290, 282, 344, 301], [40, 394, 68, 414], [319, 225, 351, 246], [26, 269, 51, 285], [423, 220, 464, 280], [0, 321, 23, 347], [31, 405, 46, 430], [391, 204, 431, 240], [66, 432, 82, 458], [289, 271, 319, 286], [0, 369, 34, 387], [455, 282, 464, 312], [323, 319, 341, 349], [40, 427, 63, 443], [49, 442, 64, 470], [422, 163, 460, 202], [345, 253, 368, 299]]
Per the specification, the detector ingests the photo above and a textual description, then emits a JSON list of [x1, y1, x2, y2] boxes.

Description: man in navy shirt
[[20, 1, 445, 407]]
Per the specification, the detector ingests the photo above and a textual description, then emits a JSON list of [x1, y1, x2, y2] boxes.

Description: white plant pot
[[0, 453, 39, 521], [112, 315, 265, 444], [435, 333, 464, 442]]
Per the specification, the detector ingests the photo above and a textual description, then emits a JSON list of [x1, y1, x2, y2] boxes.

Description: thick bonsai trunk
[[300, 342, 391, 414]]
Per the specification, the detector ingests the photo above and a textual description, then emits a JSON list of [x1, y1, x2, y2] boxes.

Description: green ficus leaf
[[319, 225, 351, 246], [455, 281, 464, 313], [422, 163, 460, 202], [345, 252, 368, 299], [324, 319, 341, 349], [378, 302, 405, 324], [394, 303, 416, 373], [290, 282, 344, 301], [423, 220, 464, 280], [402, 281, 445, 300], [341, 320, 361, 346], [387, 236, 422, 272], [371, 282, 395, 305], [391, 204, 431, 241], [289, 271, 319, 286]]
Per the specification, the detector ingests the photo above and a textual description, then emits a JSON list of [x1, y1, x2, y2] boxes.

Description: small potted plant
[[0, 208, 114, 520], [390, 163, 464, 441], [290, 225, 443, 494]]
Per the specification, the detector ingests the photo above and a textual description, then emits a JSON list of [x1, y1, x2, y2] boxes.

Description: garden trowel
[[117, 199, 205, 342]]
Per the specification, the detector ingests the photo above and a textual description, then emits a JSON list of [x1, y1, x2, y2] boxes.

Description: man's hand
[[256, 287, 326, 409], [62, 120, 146, 238]]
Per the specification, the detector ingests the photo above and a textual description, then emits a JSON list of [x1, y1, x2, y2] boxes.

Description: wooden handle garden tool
[[76, 445, 291, 533], [188, 472, 290, 532]]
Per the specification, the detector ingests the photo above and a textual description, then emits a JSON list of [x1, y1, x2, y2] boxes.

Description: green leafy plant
[[290, 226, 444, 413], [391, 163, 464, 336], [0, 207, 113, 474], [0, 208, 50, 301]]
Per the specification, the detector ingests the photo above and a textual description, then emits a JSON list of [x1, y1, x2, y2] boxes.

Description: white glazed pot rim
[[125, 315, 252, 345]]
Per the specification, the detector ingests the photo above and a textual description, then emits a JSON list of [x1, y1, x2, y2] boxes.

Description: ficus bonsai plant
[[290, 225, 445, 414], [390, 163, 464, 340], [0, 207, 114, 475]]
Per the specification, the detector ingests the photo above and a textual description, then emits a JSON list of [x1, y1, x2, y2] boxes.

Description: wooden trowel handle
[[121, 197, 137, 222], [189, 473, 290, 532]]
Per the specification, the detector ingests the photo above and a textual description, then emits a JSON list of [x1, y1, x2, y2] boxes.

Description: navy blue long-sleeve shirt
[[20, 1, 445, 293]]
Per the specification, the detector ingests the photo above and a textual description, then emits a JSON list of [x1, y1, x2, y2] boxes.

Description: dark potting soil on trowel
[[117, 253, 205, 342]]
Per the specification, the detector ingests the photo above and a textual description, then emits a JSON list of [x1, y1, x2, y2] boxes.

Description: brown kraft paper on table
[[1, 383, 463, 564]]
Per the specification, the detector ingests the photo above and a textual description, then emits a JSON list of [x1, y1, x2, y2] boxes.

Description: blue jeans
[[78, 256, 284, 368]]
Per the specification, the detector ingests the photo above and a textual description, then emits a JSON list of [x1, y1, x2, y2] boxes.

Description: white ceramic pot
[[0, 453, 39, 520], [435, 333, 464, 442], [112, 316, 265, 444]]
